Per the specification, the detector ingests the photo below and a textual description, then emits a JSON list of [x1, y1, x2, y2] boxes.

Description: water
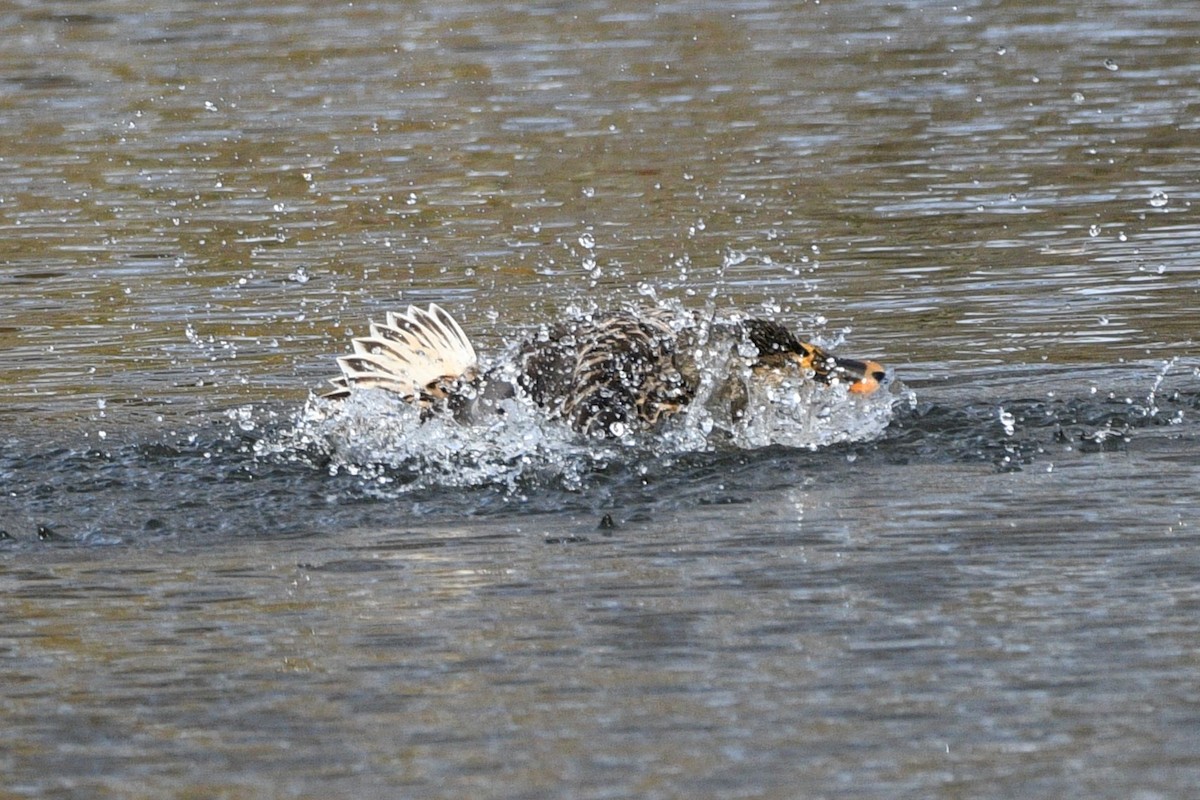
[[2, 0, 1199, 797]]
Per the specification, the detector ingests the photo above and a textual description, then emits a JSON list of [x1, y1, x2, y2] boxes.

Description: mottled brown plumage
[[516, 309, 698, 436]]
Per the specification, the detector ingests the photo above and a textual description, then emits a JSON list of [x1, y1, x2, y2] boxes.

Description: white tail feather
[[330, 304, 476, 400]]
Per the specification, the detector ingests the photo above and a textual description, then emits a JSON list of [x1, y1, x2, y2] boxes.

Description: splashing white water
[[261, 383, 896, 494], [259, 388, 640, 492]]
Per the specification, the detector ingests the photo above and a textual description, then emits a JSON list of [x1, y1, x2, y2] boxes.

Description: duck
[[323, 303, 888, 437]]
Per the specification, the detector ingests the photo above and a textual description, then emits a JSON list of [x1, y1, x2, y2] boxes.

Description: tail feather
[[326, 304, 477, 401]]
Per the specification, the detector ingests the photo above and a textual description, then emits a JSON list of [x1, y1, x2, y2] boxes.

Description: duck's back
[[517, 308, 699, 436]]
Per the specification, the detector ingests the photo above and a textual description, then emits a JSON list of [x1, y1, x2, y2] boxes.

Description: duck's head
[[743, 318, 887, 396]]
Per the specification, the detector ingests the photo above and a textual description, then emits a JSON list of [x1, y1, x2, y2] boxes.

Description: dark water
[[2, 1, 1199, 797]]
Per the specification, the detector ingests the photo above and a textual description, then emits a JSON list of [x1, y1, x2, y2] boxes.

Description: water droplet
[[1088, 224, 1102, 237], [1071, 91, 1085, 104], [723, 250, 748, 270], [578, 232, 595, 250], [1149, 190, 1169, 208], [1103, 58, 1119, 71], [581, 186, 595, 198], [995, 45, 1007, 56], [998, 408, 1016, 436]]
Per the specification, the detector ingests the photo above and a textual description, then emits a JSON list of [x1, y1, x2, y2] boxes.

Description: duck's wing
[[325, 304, 477, 401]]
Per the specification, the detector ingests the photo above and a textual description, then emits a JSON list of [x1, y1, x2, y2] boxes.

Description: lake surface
[[2, 1, 1198, 797]]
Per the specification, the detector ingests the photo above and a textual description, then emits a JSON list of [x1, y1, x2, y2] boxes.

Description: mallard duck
[[324, 304, 887, 437]]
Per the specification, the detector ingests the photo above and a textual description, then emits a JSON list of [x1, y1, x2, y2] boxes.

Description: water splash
[[1143, 357, 1179, 419], [259, 389, 642, 494]]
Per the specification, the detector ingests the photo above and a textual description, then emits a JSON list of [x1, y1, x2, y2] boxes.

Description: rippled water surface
[[2, 1, 1199, 797]]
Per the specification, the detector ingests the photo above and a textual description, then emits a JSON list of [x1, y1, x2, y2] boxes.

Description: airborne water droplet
[[1149, 190, 1169, 209], [998, 407, 1016, 437]]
